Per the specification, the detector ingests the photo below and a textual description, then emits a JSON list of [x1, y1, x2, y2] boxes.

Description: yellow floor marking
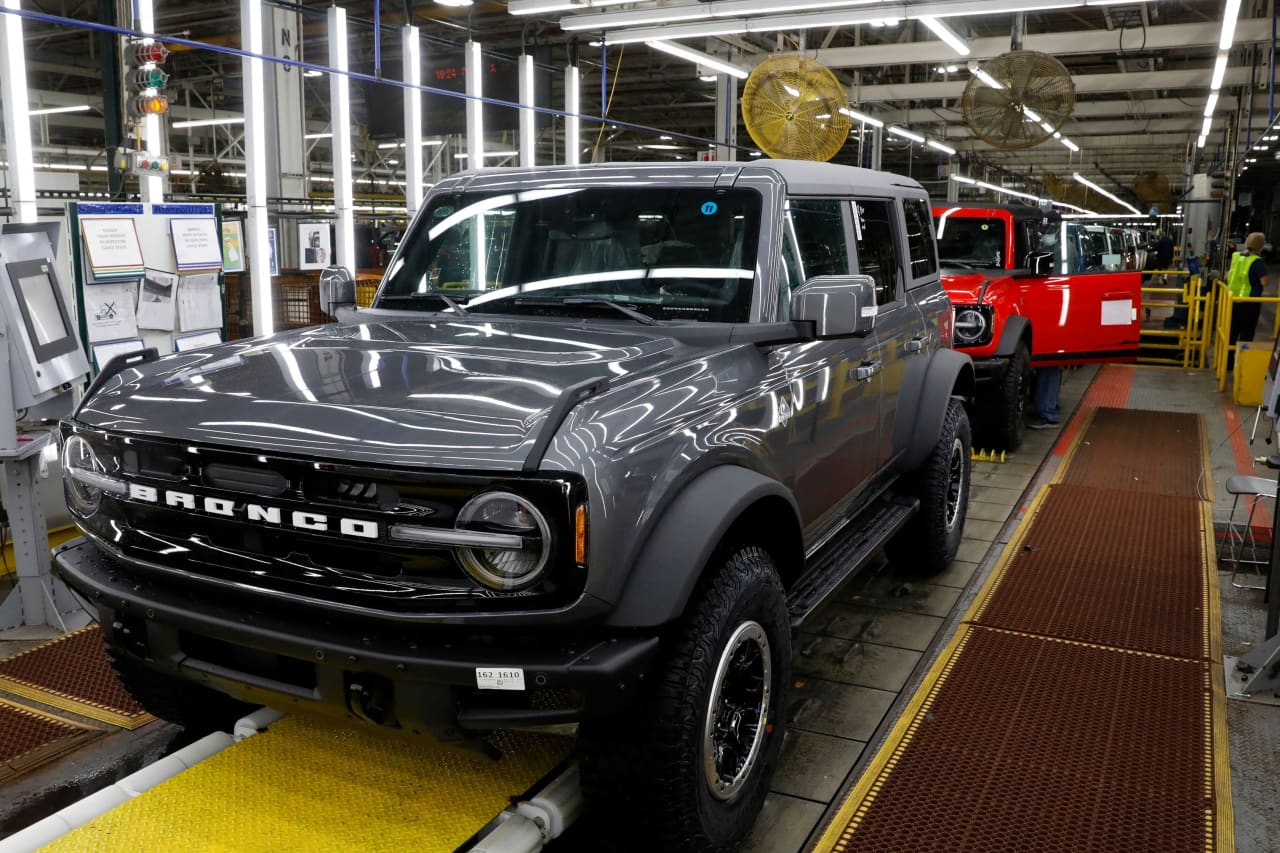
[[41, 714, 571, 853], [1049, 405, 1097, 484]]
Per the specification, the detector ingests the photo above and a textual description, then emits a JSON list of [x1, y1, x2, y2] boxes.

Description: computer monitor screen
[[16, 271, 69, 346], [4, 258, 80, 364]]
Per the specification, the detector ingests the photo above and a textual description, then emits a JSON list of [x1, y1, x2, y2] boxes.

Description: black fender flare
[[994, 314, 1031, 359], [605, 466, 801, 628], [893, 348, 976, 473]]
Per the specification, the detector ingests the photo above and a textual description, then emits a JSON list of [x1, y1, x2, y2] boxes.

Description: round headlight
[[456, 491, 551, 591], [63, 434, 105, 516], [954, 307, 988, 344]]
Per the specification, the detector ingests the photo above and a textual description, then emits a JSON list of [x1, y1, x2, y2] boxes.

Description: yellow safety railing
[[1211, 280, 1280, 389], [1139, 270, 1214, 369]]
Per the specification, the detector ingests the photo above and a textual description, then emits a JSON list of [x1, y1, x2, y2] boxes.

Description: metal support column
[[96, 0, 125, 200], [1, 0, 38, 222], [715, 74, 738, 162], [240, 0, 275, 334], [270, 5, 306, 267], [465, 41, 485, 168], [329, 5, 355, 274]]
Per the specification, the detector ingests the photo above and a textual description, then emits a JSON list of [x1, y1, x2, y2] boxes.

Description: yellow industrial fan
[[962, 51, 1075, 149], [741, 54, 852, 161]]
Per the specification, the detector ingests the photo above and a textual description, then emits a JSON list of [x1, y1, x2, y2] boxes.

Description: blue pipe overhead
[[0, 5, 759, 154]]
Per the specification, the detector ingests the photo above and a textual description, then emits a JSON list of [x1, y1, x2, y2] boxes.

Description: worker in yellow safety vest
[[1226, 231, 1270, 366]]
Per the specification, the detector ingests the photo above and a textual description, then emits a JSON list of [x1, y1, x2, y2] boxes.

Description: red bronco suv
[[933, 203, 1143, 449]]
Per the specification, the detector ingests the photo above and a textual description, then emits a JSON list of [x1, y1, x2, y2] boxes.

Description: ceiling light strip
[[839, 106, 884, 127], [918, 16, 970, 56], [28, 104, 91, 116], [1072, 172, 1142, 215], [645, 39, 750, 79]]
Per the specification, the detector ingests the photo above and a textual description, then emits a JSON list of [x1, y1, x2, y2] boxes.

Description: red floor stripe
[[1221, 400, 1273, 541], [1052, 364, 1135, 456]]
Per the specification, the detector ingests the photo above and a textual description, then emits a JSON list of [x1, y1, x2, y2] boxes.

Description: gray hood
[[75, 318, 709, 471]]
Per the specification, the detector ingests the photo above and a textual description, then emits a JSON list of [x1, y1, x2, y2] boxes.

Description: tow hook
[[346, 673, 393, 725]]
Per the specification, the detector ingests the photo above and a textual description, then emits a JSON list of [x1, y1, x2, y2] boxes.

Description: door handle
[[851, 360, 882, 382], [905, 336, 926, 353]]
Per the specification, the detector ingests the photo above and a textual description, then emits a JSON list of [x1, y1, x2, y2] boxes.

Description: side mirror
[[790, 274, 877, 338], [319, 265, 356, 318], [1022, 252, 1054, 277]]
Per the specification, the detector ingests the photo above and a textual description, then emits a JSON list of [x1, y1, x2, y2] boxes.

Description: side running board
[[786, 495, 919, 629]]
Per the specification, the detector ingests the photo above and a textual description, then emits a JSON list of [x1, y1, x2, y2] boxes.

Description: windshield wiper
[[512, 296, 658, 325], [379, 292, 469, 315]]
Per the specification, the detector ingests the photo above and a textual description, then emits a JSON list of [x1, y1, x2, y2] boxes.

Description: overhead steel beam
[[812, 20, 1271, 70], [855, 67, 1253, 104], [876, 97, 1244, 124]]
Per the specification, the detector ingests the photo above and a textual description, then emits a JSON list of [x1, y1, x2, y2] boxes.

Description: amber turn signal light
[[574, 503, 587, 565]]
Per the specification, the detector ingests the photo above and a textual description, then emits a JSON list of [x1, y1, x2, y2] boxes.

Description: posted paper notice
[[177, 273, 223, 331], [84, 283, 139, 342], [137, 269, 178, 330]]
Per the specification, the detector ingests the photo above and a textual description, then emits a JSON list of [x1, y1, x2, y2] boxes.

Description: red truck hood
[[939, 270, 996, 305]]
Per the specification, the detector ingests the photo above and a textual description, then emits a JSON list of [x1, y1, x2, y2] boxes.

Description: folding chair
[[1221, 475, 1277, 590]]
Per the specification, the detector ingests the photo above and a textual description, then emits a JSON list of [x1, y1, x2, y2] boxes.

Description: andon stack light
[[126, 41, 170, 118]]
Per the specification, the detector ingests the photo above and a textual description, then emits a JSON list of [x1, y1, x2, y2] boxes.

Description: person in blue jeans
[[1027, 366, 1061, 429]]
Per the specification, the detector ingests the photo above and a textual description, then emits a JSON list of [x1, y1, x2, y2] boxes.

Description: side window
[[785, 199, 850, 285], [852, 199, 902, 305], [902, 198, 938, 281]]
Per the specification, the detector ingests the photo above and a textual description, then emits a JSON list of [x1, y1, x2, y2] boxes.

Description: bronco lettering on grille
[[124, 483, 380, 539]]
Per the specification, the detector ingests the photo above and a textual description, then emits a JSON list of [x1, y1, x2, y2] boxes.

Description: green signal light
[[128, 67, 169, 90]]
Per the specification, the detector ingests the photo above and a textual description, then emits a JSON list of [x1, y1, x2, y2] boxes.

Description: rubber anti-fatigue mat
[[818, 626, 1221, 853], [972, 484, 1210, 660], [0, 697, 102, 784], [42, 714, 573, 853], [1057, 407, 1207, 498], [0, 626, 152, 729]]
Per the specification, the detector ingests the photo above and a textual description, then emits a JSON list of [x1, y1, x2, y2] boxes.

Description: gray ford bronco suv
[[54, 160, 973, 851]]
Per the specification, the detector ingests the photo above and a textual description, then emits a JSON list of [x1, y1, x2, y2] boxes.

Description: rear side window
[[902, 198, 938, 281], [785, 199, 851, 283], [852, 199, 902, 305]]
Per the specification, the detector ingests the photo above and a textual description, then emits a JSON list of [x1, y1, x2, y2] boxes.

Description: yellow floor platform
[[41, 715, 572, 853]]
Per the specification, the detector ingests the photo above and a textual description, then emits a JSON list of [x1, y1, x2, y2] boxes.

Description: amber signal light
[[574, 503, 587, 565]]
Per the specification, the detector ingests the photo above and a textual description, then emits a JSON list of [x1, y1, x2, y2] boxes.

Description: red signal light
[[130, 42, 168, 65]]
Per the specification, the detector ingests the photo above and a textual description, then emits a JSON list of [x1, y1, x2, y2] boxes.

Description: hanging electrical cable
[[592, 46, 624, 163]]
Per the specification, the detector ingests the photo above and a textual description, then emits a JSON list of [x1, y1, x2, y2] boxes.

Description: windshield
[[377, 186, 763, 323], [932, 214, 1006, 269]]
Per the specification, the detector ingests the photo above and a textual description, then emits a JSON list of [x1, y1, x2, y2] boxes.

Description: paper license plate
[[475, 667, 526, 691]]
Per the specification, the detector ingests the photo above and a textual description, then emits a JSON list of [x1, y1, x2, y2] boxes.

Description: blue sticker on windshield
[[701, 201, 718, 216]]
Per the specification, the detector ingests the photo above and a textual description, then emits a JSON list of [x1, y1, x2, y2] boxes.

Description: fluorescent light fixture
[[454, 150, 521, 158], [377, 142, 402, 149], [1060, 137, 1079, 152], [172, 116, 246, 129], [887, 126, 925, 143], [511, 0, 582, 14], [639, 144, 683, 150], [645, 39, 749, 79], [1204, 92, 1219, 117], [1072, 172, 1141, 215], [951, 174, 976, 184], [700, 74, 717, 81], [1022, 107, 1043, 123], [434, 0, 474, 6], [927, 139, 956, 155], [1040, 121, 1055, 133], [1201, 116, 1213, 137], [918, 16, 970, 56], [1246, 157, 1258, 163], [839, 107, 884, 127], [28, 104, 91, 116], [749, 150, 763, 157], [1220, 0, 1242, 49], [1210, 53, 1228, 90], [303, 69, 323, 77], [969, 64, 1004, 90], [561, 0, 893, 31], [305, 132, 331, 140]]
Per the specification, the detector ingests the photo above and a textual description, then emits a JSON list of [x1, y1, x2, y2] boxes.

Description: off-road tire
[[104, 635, 254, 733], [978, 342, 1030, 451], [578, 545, 791, 852], [888, 398, 971, 575]]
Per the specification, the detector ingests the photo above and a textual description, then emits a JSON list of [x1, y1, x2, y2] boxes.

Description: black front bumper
[[969, 355, 1010, 389], [54, 538, 659, 739]]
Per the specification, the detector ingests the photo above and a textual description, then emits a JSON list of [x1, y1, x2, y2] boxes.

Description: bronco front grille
[[68, 428, 585, 612]]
